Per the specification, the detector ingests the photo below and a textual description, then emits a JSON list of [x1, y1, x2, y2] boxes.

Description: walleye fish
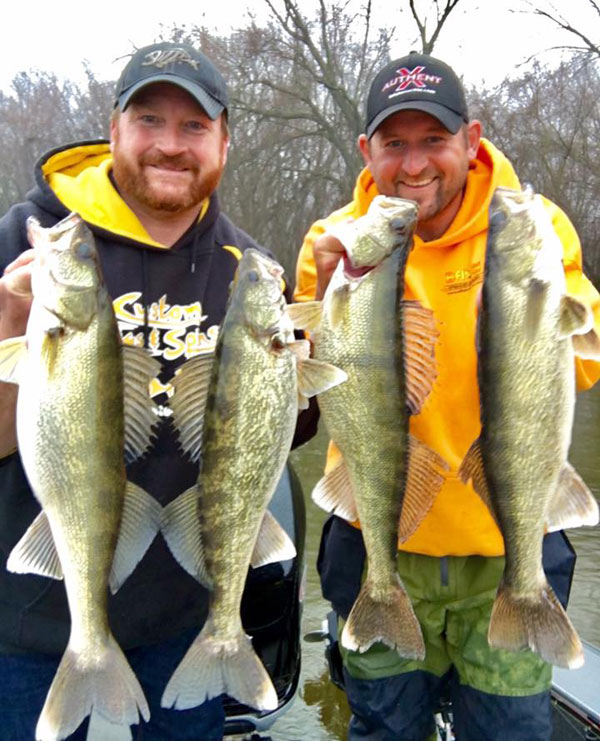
[[0, 213, 163, 740], [160, 248, 346, 712], [459, 186, 600, 669], [290, 196, 447, 659]]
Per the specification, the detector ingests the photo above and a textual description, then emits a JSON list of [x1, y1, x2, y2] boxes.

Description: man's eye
[[140, 115, 160, 125], [185, 120, 206, 132]]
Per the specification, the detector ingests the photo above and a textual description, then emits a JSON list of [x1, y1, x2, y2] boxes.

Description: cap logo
[[382, 66, 443, 98], [141, 48, 199, 70]]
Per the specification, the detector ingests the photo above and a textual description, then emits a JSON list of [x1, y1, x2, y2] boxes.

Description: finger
[[3, 264, 33, 297], [3, 249, 35, 276]]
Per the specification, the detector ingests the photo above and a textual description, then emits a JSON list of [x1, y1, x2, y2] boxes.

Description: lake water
[[268, 382, 600, 741]]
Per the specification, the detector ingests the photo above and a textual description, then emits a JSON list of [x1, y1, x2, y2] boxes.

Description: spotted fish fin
[[250, 509, 296, 569], [341, 574, 425, 660], [169, 351, 215, 462], [122, 344, 162, 463], [109, 481, 162, 593], [296, 356, 347, 411], [162, 616, 278, 712], [458, 438, 499, 526], [0, 336, 28, 385], [161, 484, 211, 588], [36, 632, 149, 741], [286, 301, 322, 332], [545, 462, 599, 532], [6, 510, 63, 579], [311, 457, 358, 522], [398, 436, 449, 542], [489, 575, 584, 669], [402, 300, 439, 415]]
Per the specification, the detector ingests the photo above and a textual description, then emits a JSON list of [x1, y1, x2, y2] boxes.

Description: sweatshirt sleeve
[[546, 197, 600, 391]]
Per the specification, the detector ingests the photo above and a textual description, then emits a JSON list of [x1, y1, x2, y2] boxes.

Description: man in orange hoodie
[[295, 52, 600, 740]]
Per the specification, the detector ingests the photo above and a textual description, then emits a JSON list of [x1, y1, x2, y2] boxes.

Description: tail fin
[[488, 578, 584, 669], [341, 575, 425, 660], [161, 618, 277, 713], [35, 634, 149, 741]]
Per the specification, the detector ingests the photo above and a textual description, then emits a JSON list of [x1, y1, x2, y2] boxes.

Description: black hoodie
[[0, 140, 288, 654]]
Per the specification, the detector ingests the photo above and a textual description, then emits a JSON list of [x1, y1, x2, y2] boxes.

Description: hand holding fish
[[313, 230, 347, 300], [0, 249, 34, 340]]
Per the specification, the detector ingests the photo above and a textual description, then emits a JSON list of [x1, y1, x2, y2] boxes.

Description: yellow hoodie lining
[[43, 144, 209, 248]]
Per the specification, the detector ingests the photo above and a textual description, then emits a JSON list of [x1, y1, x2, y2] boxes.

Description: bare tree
[[469, 56, 600, 285], [408, 0, 464, 53], [526, 0, 600, 58]]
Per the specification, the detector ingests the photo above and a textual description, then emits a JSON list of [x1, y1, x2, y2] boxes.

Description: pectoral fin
[[572, 328, 600, 359], [0, 336, 28, 385], [160, 485, 211, 588], [524, 278, 550, 339], [109, 481, 162, 593], [122, 344, 161, 463], [458, 438, 499, 525], [169, 352, 215, 462], [311, 457, 358, 522], [558, 295, 593, 338], [6, 510, 63, 579], [398, 436, 449, 542], [545, 462, 599, 532], [286, 301, 322, 332], [296, 356, 347, 410], [250, 509, 296, 568], [402, 300, 439, 415]]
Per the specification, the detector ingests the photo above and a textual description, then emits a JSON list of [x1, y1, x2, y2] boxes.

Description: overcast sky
[[0, 0, 593, 94]]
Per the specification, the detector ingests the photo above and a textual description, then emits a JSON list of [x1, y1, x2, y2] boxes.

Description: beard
[[112, 147, 224, 214]]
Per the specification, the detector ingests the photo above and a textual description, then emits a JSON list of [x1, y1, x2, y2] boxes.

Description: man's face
[[110, 83, 229, 216], [359, 110, 481, 240]]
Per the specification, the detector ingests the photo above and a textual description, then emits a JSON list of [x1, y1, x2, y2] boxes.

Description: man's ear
[[466, 120, 482, 160], [358, 133, 371, 166]]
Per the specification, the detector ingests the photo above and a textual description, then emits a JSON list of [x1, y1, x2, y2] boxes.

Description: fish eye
[[247, 270, 260, 283], [77, 242, 93, 258], [390, 217, 408, 235]]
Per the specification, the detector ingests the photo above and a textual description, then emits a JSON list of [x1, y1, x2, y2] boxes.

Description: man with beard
[[0, 42, 295, 740]]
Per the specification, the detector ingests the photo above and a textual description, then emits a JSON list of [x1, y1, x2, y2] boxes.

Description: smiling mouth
[[399, 177, 436, 189]]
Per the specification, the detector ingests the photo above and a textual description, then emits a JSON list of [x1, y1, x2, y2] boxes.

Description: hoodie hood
[[351, 138, 522, 249], [32, 141, 209, 249]]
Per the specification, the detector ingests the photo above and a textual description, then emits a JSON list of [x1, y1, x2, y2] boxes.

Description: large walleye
[[290, 196, 447, 659], [0, 214, 162, 740], [459, 186, 600, 669], [161, 248, 346, 712]]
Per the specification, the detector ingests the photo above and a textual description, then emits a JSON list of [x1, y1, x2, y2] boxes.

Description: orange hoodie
[[294, 138, 600, 557]]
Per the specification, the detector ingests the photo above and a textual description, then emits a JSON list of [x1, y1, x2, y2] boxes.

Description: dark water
[[269, 384, 600, 741]]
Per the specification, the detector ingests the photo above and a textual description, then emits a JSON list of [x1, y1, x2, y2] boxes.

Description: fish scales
[[0, 213, 161, 740], [460, 186, 600, 669], [311, 196, 445, 659], [162, 248, 345, 712]]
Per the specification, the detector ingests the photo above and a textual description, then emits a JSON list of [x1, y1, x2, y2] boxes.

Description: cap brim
[[117, 75, 225, 120], [367, 101, 464, 138]]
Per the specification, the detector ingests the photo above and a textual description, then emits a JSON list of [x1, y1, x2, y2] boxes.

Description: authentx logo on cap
[[114, 42, 228, 120], [365, 53, 469, 138]]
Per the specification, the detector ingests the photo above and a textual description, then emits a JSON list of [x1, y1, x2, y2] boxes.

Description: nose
[[155, 124, 187, 156], [401, 145, 428, 177]]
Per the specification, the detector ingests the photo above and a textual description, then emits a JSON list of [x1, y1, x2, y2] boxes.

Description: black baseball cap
[[114, 42, 228, 119], [365, 52, 468, 138]]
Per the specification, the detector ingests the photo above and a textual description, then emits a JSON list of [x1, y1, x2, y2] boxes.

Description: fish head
[[27, 213, 102, 330], [231, 248, 289, 336], [487, 186, 563, 285], [334, 196, 418, 269]]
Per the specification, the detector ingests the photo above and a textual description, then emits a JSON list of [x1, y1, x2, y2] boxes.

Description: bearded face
[[110, 83, 229, 218]]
